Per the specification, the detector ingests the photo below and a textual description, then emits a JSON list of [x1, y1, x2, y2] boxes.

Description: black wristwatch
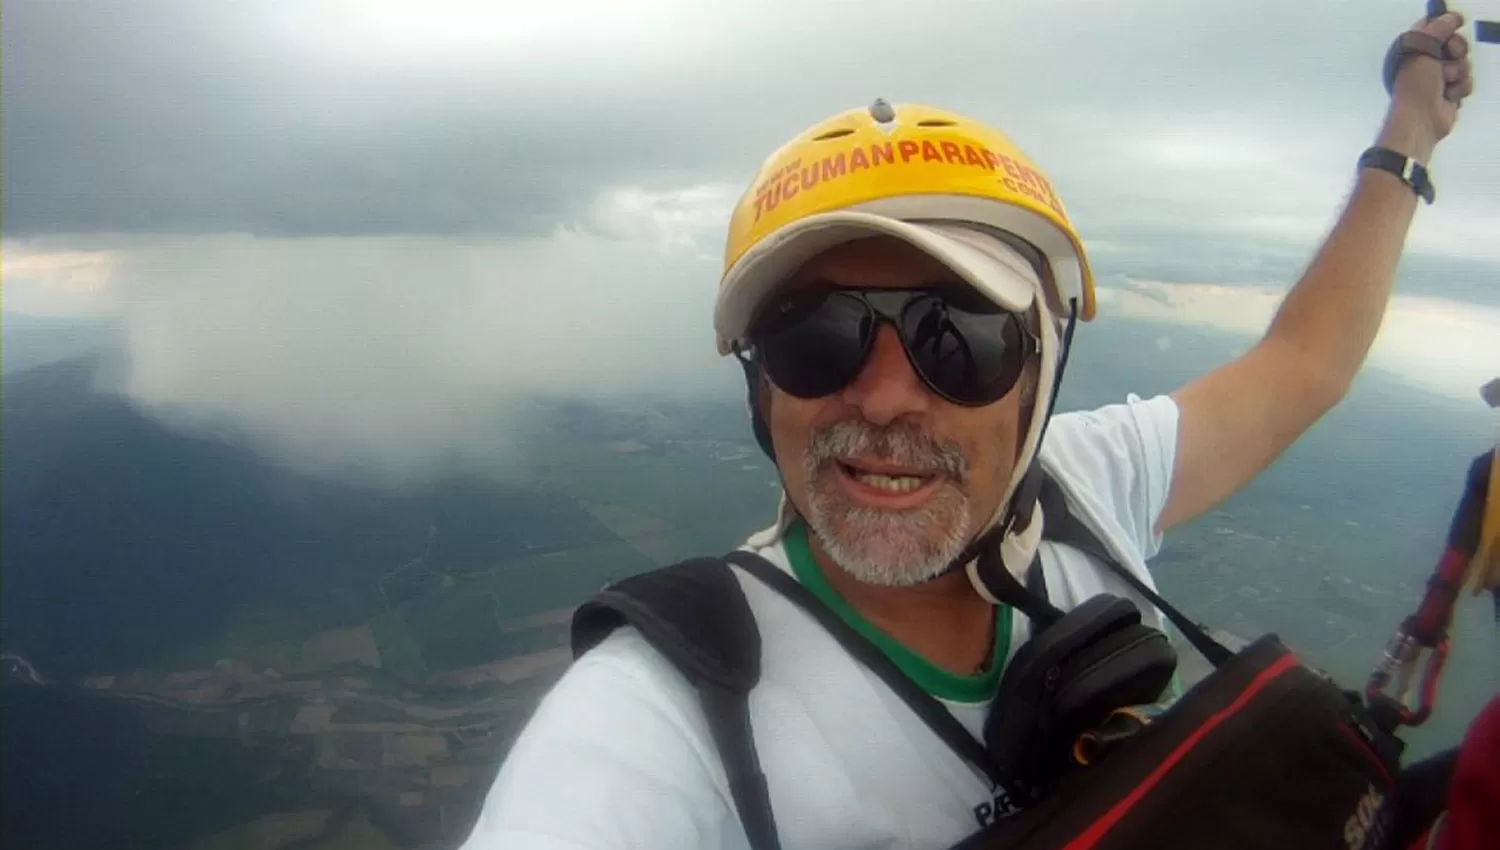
[[1358, 146, 1435, 205]]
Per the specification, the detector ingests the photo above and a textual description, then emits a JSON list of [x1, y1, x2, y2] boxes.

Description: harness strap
[[570, 559, 782, 850], [725, 550, 1006, 789], [700, 682, 782, 850], [1037, 475, 1233, 667]]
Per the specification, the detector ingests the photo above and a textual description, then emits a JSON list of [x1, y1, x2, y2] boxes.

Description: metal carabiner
[[1366, 621, 1451, 727]]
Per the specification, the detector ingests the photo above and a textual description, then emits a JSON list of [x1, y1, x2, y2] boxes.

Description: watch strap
[[1359, 146, 1435, 205]]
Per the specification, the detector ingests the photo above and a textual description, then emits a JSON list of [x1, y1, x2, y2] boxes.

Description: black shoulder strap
[[571, 558, 783, 850], [724, 550, 1006, 789], [1037, 473, 1233, 667]]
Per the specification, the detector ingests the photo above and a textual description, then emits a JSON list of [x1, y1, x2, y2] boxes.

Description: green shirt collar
[[783, 520, 1011, 703]]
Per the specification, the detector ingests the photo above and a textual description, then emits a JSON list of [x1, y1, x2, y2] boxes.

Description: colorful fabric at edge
[[1409, 694, 1500, 850]]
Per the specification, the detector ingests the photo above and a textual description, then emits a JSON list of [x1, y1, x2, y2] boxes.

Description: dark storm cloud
[[8, 0, 1495, 239], [2, 1, 745, 237]]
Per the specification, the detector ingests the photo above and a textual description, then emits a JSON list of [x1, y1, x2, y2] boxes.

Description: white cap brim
[[715, 210, 1042, 355]]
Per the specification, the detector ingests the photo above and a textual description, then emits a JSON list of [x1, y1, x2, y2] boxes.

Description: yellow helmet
[[714, 100, 1095, 356]]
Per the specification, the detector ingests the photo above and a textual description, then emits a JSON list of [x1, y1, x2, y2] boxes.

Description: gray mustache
[[805, 419, 969, 483]]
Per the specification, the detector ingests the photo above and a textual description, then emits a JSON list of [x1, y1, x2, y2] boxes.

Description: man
[[462, 13, 1475, 850]]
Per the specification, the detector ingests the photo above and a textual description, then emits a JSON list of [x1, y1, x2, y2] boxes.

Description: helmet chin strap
[[960, 299, 1079, 601]]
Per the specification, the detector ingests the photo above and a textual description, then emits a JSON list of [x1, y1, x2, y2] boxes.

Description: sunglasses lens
[[750, 287, 1031, 405], [900, 292, 1026, 405], [754, 290, 871, 399]]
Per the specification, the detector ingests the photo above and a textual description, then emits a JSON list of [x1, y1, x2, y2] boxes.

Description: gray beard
[[800, 419, 973, 588], [805, 488, 973, 587]]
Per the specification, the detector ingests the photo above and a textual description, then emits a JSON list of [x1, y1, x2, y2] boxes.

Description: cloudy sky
[[4, 0, 1498, 477]]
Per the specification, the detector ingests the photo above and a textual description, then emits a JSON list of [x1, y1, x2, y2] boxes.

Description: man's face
[[763, 237, 1033, 587]]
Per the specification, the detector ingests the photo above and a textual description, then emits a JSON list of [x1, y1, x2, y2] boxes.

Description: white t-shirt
[[461, 393, 1180, 850]]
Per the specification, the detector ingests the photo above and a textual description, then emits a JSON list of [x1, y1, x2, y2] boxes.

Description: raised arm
[[1157, 11, 1476, 533]]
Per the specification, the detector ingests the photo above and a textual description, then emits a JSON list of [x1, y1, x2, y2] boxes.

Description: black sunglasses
[[741, 283, 1039, 407]]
